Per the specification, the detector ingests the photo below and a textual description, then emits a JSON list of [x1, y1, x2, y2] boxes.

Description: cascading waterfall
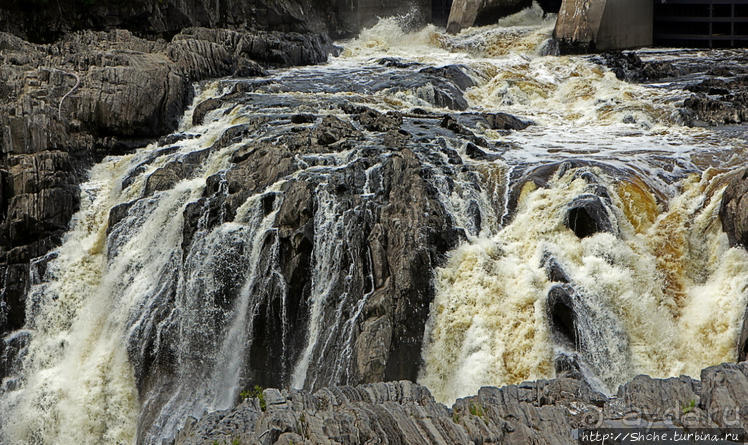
[[1, 3, 747, 444], [419, 168, 748, 403]]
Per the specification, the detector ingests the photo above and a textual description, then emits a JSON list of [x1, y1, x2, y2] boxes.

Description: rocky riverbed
[[173, 361, 748, 445], [0, 2, 747, 445]]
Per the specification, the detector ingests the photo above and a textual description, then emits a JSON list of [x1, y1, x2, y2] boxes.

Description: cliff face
[[0, 28, 334, 371]]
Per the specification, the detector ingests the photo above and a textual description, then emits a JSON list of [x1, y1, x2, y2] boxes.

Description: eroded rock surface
[[721, 167, 748, 250], [0, 27, 333, 363], [173, 362, 748, 445], [595, 50, 748, 126]]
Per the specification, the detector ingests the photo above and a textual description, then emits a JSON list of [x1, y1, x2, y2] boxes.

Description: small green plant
[[240, 385, 266, 411], [452, 411, 460, 423], [231, 438, 241, 445], [682, 399, 696, 414], [469, 402, 484, 417]]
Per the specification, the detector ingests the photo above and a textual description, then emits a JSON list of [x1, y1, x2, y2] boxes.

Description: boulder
[[564, 194, 615, 238]]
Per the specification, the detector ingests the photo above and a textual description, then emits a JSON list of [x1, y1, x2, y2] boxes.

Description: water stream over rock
[[1, 4, 747, 444]]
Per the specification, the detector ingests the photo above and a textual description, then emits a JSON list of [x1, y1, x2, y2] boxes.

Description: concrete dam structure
[[554, 0, 654, 50], [554, 0, 748, 50]]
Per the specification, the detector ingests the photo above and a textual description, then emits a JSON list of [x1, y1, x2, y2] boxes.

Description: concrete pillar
[[554, 0, 653, 51], [446, 0, 532, 34]]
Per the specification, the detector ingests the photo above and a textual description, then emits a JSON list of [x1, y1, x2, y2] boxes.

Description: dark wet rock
[[313, 115, 362, 146], [739, 306, 748, 362], [481, 112, 532, 131], [592, 51, 665, 82], [356, 108, 403, 133], [720, 167, 748, 249], [419, 65, 477, 91], [0, 0, 365, 43], [192, 98, 224, 126], [683, 83, 748, 126], [595, 50, 748, 126], [554, 353, 585, 380], [699, 362, 748, 428], [537, 0, 562, 13], [107, 201, 137, 235], [290, 113, 316, 124], [0, 264, 29, 334], [175, 362, 747, 445], [564, 194, 615, 238], [617, 374, 703, 421], [234, 57, 267, 78], [377, 57, 421, 69], [122, 88, 488, 437], [0, 330, 29, 386], [541, 252, 570, 284], [547, 284, 579, 347], [158, 133, 198, 147], [464, 142, 500, 162]]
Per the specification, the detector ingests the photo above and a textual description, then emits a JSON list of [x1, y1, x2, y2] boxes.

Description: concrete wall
[[596, 0, 653, 50], [554, 0, 653, 50], [446, 0, 531, 34]]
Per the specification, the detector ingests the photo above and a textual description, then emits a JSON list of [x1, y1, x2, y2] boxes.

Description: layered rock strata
[[173, 361, 748, 445]]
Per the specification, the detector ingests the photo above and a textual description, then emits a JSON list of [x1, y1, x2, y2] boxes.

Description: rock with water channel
[[0, 27, 333, 359], [173, 361, 748, 445], [125, 92, 520, 437], [595, 50, 748, 126]]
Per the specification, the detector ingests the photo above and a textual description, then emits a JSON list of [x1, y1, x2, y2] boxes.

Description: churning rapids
[[2, 4, 747, 444]]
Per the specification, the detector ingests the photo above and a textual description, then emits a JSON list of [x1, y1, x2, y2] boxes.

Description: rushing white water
[[419, 168, 748, 403], [1, 2, 747, 444], [0, 89, 263, 443]]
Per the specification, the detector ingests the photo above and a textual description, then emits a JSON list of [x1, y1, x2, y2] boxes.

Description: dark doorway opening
[[432, 0, 453, 27], [654, 0, 748, 48]]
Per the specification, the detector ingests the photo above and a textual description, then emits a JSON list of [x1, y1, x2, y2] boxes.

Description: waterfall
[[1, 4, 747, 444], [419, 167, 748, 403]]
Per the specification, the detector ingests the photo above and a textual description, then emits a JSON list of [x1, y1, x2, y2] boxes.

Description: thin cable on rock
[[54, 69, 80, 122]]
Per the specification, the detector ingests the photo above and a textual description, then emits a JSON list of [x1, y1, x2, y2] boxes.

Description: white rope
[[53, 69, 80, 122]]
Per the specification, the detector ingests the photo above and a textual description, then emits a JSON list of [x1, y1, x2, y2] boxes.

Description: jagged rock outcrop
[[721, 168, 748, 250], [0, 28, 333, 363], [76, 59, 529, 439], [173, 361, 748, 444], [595, 50, 748, 126], [0, 0, 342, 43], [0, 0, 442, 44]]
